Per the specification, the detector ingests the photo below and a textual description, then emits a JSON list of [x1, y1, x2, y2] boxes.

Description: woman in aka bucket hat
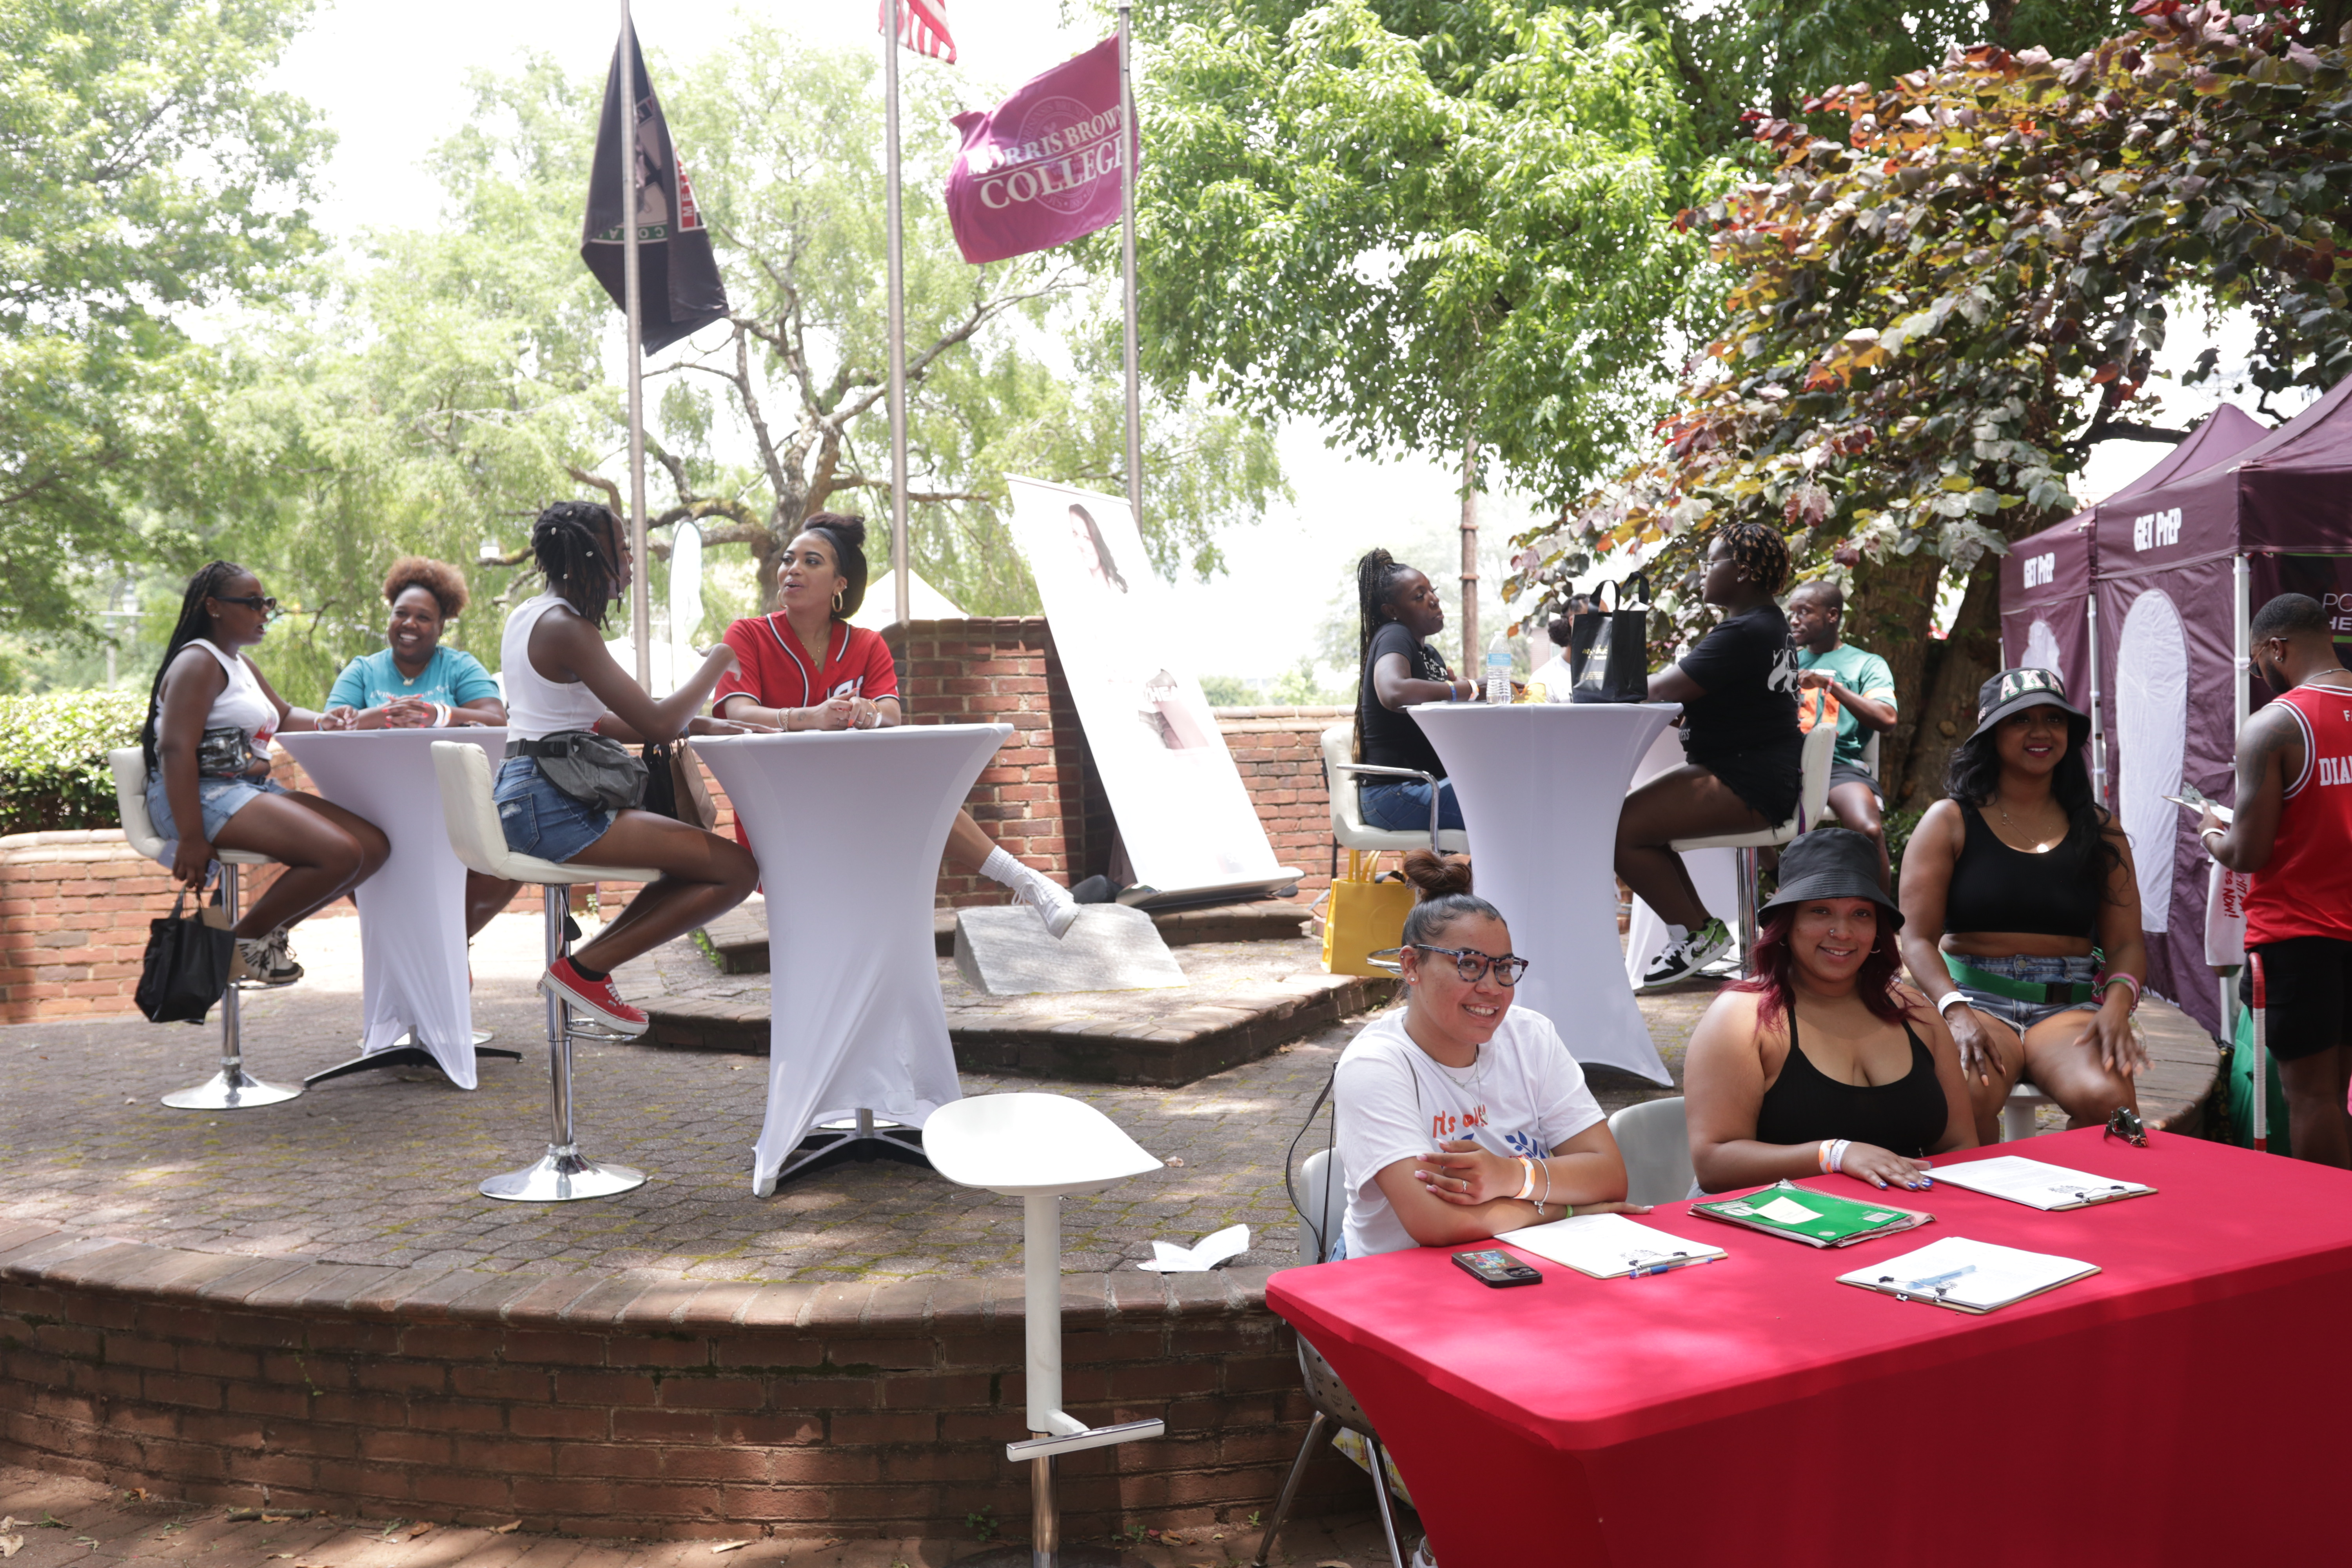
[[1895, 668, 2147, 1145]]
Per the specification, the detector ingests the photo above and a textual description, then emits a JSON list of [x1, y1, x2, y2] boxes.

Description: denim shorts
[[1360, 777, 1465, 833], [1949, 952, 2102, 1034], [494, 757, 617, 864], [144, 771, 288, 850]]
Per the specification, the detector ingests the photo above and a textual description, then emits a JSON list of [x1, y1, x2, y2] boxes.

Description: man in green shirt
[[1788, 580, 1899, 882]]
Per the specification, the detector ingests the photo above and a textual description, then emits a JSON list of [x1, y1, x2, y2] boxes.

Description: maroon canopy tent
[[2094, 382, 2352, 1038]]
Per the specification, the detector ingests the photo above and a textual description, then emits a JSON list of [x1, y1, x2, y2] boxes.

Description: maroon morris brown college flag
[[944, 36, 1129, 266], [581, 25, 730, 354]]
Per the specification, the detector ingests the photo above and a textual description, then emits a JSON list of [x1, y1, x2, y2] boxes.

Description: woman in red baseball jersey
[[711, 514, 1079, 938]]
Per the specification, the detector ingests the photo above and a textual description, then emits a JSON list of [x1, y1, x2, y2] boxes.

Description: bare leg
[[1613, 766, 1768, 931], [561, 811, 759, 974], [2276, 1044, 2352, 1168], [1956, 1009, 2027, 1146], [2020, 1009, 2139, 1131], [944, 809, 999, 876], [464, 872, 522, 938], [1824, 780, 1889, 886], [213, 793, 390, 939]]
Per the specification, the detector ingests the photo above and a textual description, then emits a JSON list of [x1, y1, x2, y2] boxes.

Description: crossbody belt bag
[[506, 731, 647, 812], [196, 727, 265, 779]]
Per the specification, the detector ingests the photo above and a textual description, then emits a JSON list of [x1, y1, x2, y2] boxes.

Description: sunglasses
[[213, 594, 279, 617], [1406, 944, 1531, 986]]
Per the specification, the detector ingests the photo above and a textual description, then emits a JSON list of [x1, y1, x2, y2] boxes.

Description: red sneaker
[[539, 956, 649, 1036]]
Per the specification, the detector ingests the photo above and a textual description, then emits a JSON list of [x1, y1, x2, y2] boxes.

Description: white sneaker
[[1638, 916, 1731, 990], [1412, 1537, 1439, 1568], [234, 929, 303, 987], [1013, 871, 1081, 940]]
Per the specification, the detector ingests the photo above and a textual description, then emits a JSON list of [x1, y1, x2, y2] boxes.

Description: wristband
[[2101, 973, 2142, 1013], [1818, 1139, 1835, 1173], [1935, 991, 1970, 1018], [1514, 1156, 1537, 1202], [433, 702, 451, 728], [1829, 1139, 1851, 1174]]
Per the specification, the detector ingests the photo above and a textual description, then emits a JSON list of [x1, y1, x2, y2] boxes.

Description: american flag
[[880, 0, 956, 64]]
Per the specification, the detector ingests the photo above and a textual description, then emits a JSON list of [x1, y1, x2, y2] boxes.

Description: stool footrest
[[1005, 1417, 1164, 1463]]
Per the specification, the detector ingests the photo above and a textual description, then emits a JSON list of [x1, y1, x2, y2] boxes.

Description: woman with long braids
[[494, 501, 764, 1033], [1616, 522, 1804, 987], [1352, 549, 1483, 833], [1898, 669, 2145, 1143], [710, 514, 1080, 938], [141, 562, 391, 985]]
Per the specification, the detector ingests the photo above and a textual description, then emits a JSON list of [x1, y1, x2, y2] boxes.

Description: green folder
[[1691, 1179, 1933, 1248]]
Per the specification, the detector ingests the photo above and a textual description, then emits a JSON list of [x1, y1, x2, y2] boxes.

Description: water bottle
[[1485, 633, 1512, 705]]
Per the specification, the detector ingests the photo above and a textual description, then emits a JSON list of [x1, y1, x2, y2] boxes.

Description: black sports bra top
[[1753, 1009, 1947, 1158], [1942, 803, 2102, 938]]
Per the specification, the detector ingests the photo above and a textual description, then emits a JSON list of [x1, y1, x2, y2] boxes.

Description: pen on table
[[1628, 1255, 1717, 1279]]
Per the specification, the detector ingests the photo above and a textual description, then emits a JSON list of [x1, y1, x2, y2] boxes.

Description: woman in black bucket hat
[[1684, 827, 1975, 1193], [1896, 668, 2147, 1145]]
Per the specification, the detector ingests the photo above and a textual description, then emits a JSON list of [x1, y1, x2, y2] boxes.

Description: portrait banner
[[1004, 476, 1295, 900], [944, 37, 1129, 265]]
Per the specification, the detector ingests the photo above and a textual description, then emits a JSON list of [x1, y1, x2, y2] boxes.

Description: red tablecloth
[[1267, 1129, 2352, 1564]]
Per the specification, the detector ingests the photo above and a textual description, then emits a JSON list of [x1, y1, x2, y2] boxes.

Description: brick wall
[[1214, 706, 1347, 897], [0, 1225, 1349, 1540]]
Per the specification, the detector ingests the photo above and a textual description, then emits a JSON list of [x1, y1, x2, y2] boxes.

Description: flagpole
[[885, 0, 911, 627], [620, 0, 652, 687], [1116, 0, 1143, 535]]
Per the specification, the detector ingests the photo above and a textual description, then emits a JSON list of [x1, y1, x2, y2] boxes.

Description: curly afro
[[383, 557, 470, 622]]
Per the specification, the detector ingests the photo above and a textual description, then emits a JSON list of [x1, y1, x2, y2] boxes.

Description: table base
[[303, 1034, 515, 1089], [160, 1065, 301, 1111], [478, 1146, 647, 1203], [760, 1111, 931, 1196]]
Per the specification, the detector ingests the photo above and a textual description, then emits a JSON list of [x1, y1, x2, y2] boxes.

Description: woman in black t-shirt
[[1617, 523, 1804, 987], [1353, 550, 1479, 831]]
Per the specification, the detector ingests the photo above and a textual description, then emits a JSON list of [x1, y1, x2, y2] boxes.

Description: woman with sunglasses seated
[[1330, 850, 1642, 1259], [140, 562, 391, 987], [1684, 828, 1975, 1195]]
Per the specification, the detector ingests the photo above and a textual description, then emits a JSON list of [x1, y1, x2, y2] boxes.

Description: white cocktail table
[[693, 724, 1012, 1195], [275, 728, 517, 1089], [1408, 702, 1679, 1084]]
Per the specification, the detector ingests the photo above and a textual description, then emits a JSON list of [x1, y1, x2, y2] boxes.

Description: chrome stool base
[[161, 1065, 301, 1111], [304, 1035, 517, 1088], [479, 1145, 646, 1203]]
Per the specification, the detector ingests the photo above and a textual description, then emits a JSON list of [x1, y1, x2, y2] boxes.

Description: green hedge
[[0, 690, 149, 836]]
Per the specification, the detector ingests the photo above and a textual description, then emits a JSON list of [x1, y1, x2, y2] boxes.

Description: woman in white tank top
[[142, 563, 392, 986], [490, 502, 763, 1035]]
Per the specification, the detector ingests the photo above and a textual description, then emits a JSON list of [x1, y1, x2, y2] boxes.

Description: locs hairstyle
[[533, 501, 620, 627], [1719, 520, 1792, 595], [140, 561, 253, 770], [799, 512, 871, 620]]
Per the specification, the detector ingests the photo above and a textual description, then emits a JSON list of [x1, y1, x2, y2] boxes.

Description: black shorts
[[2241, 937, 2352, 1062], [1686, 739, 1802, 827], [1826, 761, 1884, 803]]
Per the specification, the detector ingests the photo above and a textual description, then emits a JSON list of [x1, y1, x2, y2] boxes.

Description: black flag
[[581, 27, 729, 354]]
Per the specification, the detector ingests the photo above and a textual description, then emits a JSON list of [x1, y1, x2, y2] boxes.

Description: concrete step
[[697, 894, 1312, 975]]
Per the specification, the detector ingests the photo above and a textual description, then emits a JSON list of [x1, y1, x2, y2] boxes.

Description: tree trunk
[[1843, 552, 1945, 805], [1903, 561, 2003, 810]]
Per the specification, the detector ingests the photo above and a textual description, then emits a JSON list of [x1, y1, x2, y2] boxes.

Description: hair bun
[[811, 514, 867, 549], [1399, 848, 1473, 899]]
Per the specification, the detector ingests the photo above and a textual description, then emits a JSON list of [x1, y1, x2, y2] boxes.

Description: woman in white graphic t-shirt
[[1332, 851, 1644, 1260]]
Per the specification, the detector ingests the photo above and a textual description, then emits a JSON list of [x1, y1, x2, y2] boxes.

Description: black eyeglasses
[[213, 594, 279, 617], [1408, 944, 1530, 986]]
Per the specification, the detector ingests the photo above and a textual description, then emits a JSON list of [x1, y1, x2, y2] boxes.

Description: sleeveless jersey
[[2245, 680, 2352, 946]]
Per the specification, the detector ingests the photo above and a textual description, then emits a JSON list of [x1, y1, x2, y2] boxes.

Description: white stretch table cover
[[1409, 703, 1679, 1085], [1621, 725, 1743, 986], [694, 724, 1012, 1194], [274, 728, 505, 1089]]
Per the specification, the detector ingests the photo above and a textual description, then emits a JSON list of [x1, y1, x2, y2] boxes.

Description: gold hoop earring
[[832, 586, 845, 613]]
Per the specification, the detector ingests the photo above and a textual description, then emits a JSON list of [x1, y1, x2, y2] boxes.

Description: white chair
[[110, 748, 301, 1110], [1608, 1096, 1695, 1207], [2003, 1081, 2058, 1141], [1252, 1147, 1409, 1568], [923, 1094, 1167, 1568], [1668, 721, 1837, 977], [1319, 721, 1471, 862], [431, 741, 662, 1203]]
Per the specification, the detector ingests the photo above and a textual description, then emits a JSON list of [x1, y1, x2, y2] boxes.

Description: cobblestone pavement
[[0, 913, 1701, 1286], [0, 1465, 1415, 1568]]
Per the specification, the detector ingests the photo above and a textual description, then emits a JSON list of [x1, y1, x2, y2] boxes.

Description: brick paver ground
[[0, 913, 1700, 1285]]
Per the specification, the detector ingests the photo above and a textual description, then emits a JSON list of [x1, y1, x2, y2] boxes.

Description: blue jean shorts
[[494, 757, 616, 864], [1949, 952, 2102, 1034], [145, 770, 288, 850], [1360, 777, 1465, 833]]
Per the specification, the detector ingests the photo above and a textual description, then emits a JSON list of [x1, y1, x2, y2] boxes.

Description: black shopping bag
[[1568, 573, 1653, 704], [134, 886, 234, 1024]]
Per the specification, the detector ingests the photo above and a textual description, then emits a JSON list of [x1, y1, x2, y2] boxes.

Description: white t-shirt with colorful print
[[1333, 1005, 1606, 1260]]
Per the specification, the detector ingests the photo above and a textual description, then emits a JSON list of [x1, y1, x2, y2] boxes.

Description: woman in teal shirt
[[323, 557, 505, 730]]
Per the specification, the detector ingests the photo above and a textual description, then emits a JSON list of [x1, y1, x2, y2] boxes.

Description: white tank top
[[501, 593, 614, 742], [154, 640, 277, 746]]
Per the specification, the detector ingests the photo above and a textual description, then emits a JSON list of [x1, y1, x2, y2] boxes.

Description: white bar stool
[[926, 1093, 1167, 1568], [110, 748, 301, 1110], [432, 741, 661, 1202], [2002, 1080, 2059, 1140], [1668, 721, 1836, 976]]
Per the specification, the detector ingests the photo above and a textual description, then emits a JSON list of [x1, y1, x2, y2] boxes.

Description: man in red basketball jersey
[[2202, 593, 2352, 1166]]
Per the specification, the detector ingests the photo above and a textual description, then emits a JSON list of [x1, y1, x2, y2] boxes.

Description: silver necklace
[[1434, 1047, 1486, 1098]]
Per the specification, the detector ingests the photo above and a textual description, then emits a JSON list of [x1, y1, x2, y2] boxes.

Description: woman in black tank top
[[1897, 669, 2146, 1147], [1686, 829, 1974, 1193]]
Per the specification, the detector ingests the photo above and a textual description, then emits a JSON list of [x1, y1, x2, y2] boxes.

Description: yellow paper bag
[[1321, 850, 1416, 976]]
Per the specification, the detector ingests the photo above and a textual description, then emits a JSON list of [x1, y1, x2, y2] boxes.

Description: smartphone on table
[[1452, 1249, 1541, 1288]]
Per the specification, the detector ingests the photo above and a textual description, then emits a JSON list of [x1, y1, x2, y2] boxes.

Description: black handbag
[[1568, 573, 1654, 704], [134, 886, 234, 1024], [640, 740, 717, 830]]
